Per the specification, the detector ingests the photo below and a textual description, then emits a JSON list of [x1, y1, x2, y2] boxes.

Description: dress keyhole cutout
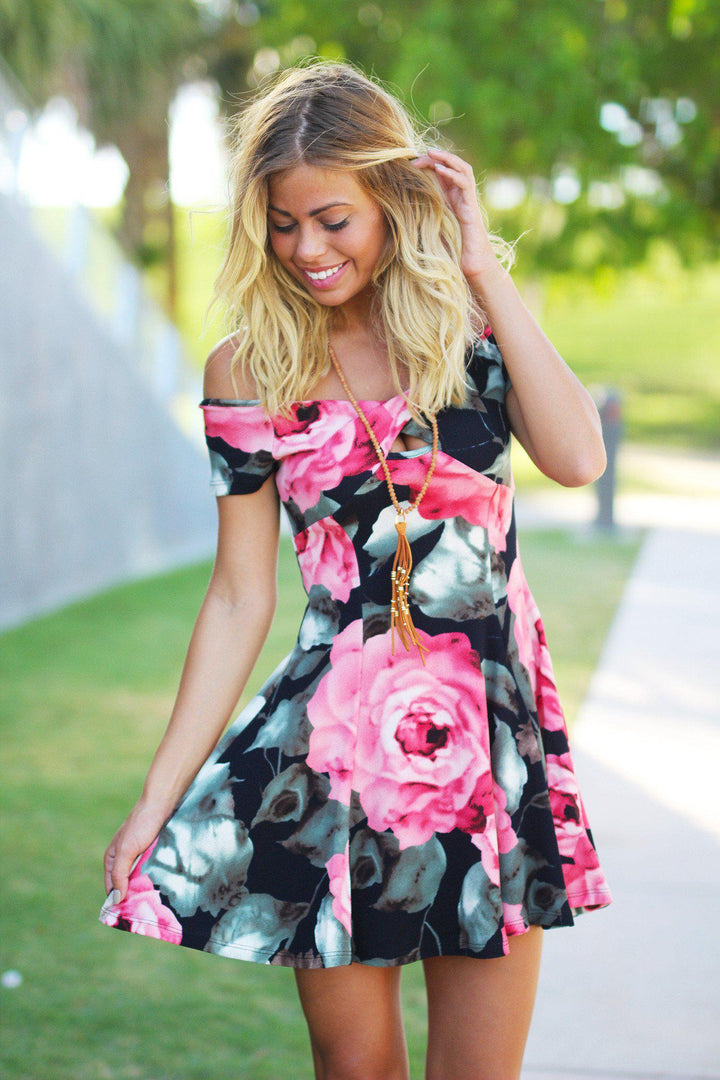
[[389, 432, 431, 453]]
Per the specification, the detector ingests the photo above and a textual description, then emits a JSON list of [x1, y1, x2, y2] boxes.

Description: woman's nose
[[294, 225, 328, 261]]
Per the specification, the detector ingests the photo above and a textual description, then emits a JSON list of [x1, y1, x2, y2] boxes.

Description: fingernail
[[111, 889, 122, 905]]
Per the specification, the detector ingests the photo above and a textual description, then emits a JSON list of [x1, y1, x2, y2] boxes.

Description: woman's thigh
[[293, 962, 410, 1080], [422, 926, 544, 1080]]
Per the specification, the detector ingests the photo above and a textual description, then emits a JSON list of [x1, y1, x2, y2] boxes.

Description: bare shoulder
[[203, 331, 259, 400]]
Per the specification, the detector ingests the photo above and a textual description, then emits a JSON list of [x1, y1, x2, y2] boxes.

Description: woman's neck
[[330, 283, 379, 335]]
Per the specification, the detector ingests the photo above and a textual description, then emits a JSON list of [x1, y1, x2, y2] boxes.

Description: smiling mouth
[[300, 261, 349, 284]]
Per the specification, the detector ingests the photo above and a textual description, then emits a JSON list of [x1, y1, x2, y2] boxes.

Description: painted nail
[[111, 889, 122, 905]]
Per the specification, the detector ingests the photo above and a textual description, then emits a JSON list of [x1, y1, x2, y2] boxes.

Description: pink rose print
[[463, 780, 518, 890], [274, 400, 412, 512], [100, 838, 183, 943], [507, 555, 567, 732], [506, 555, 539, 693], [546, 751, 611, 906], [492, 782, 519, 856], [200, 403, 274, 454], [562, 836, 611, 904], [273, 403, 325, 439], [294, 518, 360, 602], [326, 842, 352, 936], [385, 455, 513, 551], [533, 616, 566, 733], [502, 902, 527, 932], [307, 623, 493, 849], [546, 751, 595, 841], [305, 621, 363, 806]]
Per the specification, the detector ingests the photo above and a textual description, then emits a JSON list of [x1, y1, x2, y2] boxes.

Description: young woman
[[99, 59, 612, 1079]]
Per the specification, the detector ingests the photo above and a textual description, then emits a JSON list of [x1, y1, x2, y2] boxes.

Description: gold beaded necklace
[[328, 342, 439, 665]]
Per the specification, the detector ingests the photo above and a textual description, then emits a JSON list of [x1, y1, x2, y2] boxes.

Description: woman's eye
[[270, 219, 349, 234]]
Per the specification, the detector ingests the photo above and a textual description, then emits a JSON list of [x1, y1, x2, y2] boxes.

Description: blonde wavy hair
[[208, 57, 514, 421]]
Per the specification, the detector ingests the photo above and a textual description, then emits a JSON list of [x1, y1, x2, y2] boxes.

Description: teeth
[[305, 262, 346, 280]]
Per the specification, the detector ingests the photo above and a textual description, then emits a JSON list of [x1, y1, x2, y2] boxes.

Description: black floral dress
[[99, 330, 612, 967]]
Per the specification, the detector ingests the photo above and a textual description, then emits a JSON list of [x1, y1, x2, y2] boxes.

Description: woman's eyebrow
[[268, 201, 353, 217]]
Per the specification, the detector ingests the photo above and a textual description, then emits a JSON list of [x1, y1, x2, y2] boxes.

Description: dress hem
[[98, 888, 612, 969]]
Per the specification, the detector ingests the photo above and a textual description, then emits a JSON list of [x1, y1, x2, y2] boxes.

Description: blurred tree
[[247, 0, 720, 269], [3, 0, 718, 284], [0, 0, 209, 313]]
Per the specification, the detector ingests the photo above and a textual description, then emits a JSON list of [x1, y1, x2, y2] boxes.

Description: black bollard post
[[593, 387, 623, 532]]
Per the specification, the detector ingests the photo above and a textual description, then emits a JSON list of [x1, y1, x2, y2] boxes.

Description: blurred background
[[1, 3, 718, 1078]]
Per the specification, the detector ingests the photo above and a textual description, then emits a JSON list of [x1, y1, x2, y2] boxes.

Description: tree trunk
[[111, 128, 177, 317]]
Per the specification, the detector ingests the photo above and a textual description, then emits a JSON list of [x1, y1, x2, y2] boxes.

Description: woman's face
[[267, 163, 390, 317]]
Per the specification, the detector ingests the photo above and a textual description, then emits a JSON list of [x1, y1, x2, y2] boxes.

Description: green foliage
[[4, 1, 720, 270], [494, 188, 719, 271], [248, 0, 720, 264], [1, 0, 209, 268], [0, 0, 59, 92], [1, 0, 205, 119]]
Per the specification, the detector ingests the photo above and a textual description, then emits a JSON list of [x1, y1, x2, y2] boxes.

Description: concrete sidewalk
[[515, 486, 720, 535], [520, 521, 720, 1078]]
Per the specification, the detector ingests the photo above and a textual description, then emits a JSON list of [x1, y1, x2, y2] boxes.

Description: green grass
[[538, 262, 720, 450], [0, 528, 640, 1080]]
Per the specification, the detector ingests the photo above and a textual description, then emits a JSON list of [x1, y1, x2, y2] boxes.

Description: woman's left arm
[[413, 147, 607, 487]]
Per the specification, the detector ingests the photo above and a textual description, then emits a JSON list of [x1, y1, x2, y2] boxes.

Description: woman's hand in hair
[[411, 147, 496, 279], [413, 152, 606, 486]]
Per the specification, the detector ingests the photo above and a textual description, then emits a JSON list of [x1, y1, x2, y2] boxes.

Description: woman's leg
[[422, 925, 543, 1080], [294, 962, 410, 1080]]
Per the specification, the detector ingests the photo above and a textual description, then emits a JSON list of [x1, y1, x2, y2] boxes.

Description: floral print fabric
[[98, 331, 612, 967]]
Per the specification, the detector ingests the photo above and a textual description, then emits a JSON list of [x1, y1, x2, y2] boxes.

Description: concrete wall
[[0, 194, 217, 631]]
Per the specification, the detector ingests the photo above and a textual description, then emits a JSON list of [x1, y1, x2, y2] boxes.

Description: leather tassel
[[327, 343, 438, 666], [390, 516, 429, 665]]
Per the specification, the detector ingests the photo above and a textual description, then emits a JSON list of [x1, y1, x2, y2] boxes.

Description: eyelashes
[[270, 219, 350, 234]]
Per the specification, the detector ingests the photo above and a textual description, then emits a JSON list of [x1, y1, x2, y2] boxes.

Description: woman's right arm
[[103, 337, 279, 902]]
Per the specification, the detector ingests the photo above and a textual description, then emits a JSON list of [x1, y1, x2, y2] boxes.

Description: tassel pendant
[[326, 343, 438, 666], [390, 515, 429, 665]]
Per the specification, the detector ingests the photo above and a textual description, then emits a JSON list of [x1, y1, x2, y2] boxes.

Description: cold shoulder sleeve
[[198, 399, 277, 496], [467, 328, 512, 401]]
